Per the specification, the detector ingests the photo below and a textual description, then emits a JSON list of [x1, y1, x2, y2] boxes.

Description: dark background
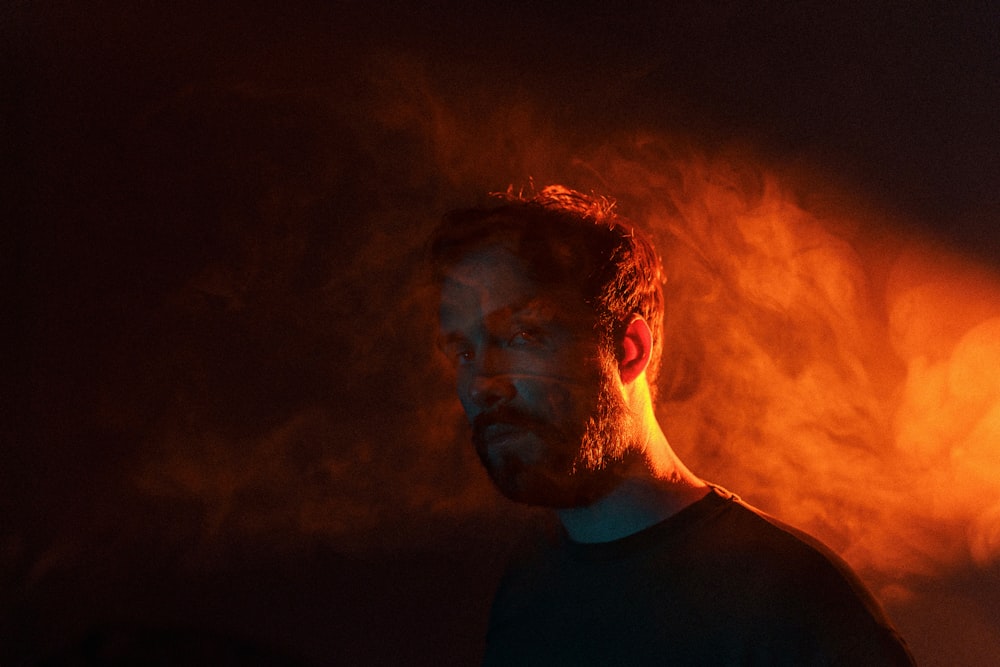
[[5, 1, 1000, 665]]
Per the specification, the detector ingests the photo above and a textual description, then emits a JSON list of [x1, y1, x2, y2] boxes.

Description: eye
[[508, 329, 543, 347], [439, 337, 474, 366], [449, 344, 474, 365]]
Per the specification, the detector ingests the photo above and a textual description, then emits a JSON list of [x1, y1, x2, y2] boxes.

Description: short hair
[[428, 185, 665, 392]]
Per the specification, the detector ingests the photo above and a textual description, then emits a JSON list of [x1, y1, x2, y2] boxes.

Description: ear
[[619, 316, 652, 385]]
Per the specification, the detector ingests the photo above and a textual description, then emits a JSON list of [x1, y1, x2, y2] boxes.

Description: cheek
[[454, 371, 477, 415]]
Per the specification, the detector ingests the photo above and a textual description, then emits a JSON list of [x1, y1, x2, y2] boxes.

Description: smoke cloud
[[8, 3, 1000, 664], [99, 50, 1000, 591]]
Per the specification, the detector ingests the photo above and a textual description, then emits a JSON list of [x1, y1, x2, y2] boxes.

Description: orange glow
[[129, 61, 1000, 597]]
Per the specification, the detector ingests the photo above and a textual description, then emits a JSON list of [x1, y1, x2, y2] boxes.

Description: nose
[[467, 372, 516, 410]]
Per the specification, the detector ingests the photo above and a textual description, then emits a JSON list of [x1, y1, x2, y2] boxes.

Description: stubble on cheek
[[472, 367, 623, 507], [571, 348, 636, 474], [471, 376, 585, 469]]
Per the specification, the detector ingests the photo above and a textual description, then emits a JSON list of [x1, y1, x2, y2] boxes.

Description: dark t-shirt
[[483, 486, 915, 666]]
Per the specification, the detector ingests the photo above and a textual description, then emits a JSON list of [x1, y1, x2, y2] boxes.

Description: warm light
[[132, 63, 1000, 597]]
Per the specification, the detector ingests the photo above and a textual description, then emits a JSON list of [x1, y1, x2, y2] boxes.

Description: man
[[430, 185, 915, 665]]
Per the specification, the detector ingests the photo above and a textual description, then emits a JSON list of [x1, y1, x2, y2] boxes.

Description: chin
[[476, 416, 627, 508], [489, 463, 617, 509]]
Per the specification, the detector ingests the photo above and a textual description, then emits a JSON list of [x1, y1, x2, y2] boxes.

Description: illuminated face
[[438, 245, 632, 508]]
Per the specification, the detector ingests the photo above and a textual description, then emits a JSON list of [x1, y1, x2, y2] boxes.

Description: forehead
[[438, 246, 589, 329]]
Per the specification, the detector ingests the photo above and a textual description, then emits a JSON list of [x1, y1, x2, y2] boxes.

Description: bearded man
[[429, 185, 915, 666]]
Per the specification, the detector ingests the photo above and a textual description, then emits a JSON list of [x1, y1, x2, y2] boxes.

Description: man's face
[[437, 245, 632, 508]]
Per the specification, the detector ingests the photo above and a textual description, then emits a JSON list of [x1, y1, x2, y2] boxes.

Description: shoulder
[[680, 488, 877, 610], [683, 487, 915, 664], [484, 487, 915, 665]]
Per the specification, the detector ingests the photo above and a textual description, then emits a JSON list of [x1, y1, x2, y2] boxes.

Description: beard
[[471, 348, 635, 508]]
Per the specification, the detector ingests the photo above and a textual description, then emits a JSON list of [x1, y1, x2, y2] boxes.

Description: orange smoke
[[580, 140, 1000, 588], [596, 147, 900, 555], [888, 249, 1000, 569], [122, 56, 1000, 597], [357, 56, 1000, 590]]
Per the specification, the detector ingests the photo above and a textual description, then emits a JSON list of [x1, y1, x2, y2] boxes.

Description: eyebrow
[[439, 296, 572, 343], [476, 299, 562, 337], [436, 330, 469, 351]]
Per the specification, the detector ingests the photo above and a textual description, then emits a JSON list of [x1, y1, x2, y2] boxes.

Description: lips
[[472, 409, 540, 452], [477, 422, 526, 445]]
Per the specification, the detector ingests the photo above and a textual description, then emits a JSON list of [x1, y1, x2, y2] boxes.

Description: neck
[[556, 421, 708, 544]]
